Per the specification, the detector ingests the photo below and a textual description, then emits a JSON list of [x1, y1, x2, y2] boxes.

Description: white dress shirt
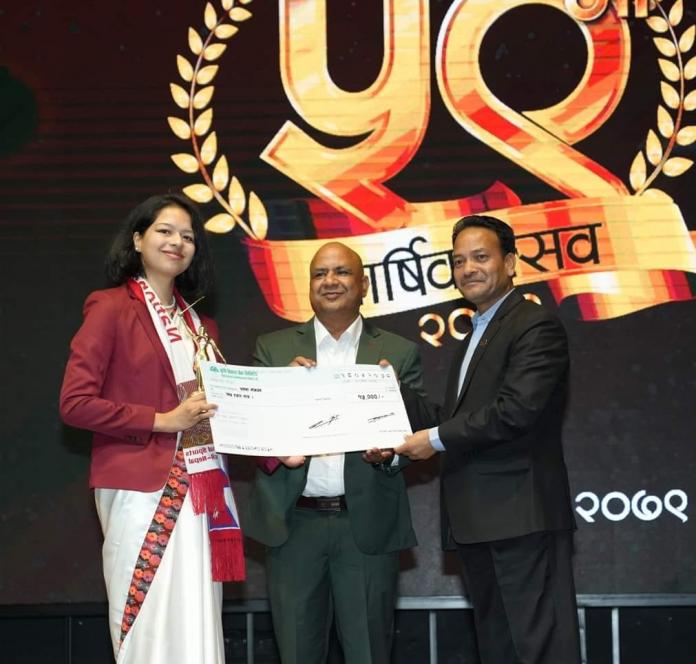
[[302, 315, 363, 497]]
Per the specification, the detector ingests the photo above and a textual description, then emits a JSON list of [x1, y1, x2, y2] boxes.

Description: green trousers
[[266, 507, 399, 664]]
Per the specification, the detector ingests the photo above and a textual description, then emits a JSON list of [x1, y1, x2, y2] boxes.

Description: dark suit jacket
[[243, 318, 423, 555], [425, 290, 576, 546], [60, 284, 217, 492]]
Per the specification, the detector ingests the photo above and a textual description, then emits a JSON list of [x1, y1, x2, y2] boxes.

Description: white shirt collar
[[313, 315, 363, 350]]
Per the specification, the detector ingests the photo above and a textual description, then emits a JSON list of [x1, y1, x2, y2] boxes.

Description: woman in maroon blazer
[[60, 194, 240, 664]]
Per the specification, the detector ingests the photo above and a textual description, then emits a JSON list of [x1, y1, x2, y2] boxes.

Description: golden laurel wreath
[[168, 0, 695, 236], [167, 0, 268, 240], [631, 0, 695, 195]]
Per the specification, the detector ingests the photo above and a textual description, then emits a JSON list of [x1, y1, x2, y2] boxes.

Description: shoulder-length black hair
[[105, 193, 214, 299]]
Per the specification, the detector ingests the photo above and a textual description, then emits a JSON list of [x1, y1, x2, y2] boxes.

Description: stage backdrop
[[1, 0, 695, 604]]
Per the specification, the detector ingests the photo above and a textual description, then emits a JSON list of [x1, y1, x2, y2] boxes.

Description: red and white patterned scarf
[[128, 277, 245, 582]]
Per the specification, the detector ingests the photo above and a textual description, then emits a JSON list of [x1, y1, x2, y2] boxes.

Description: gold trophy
[[190, 324, 227, 391], [177, 297, 227, 390]]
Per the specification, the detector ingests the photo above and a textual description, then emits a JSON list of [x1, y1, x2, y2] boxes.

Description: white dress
[[95, 308, 226, 663]]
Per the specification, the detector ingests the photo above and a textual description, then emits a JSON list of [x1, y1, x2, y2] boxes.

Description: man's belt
[[296, 495, 347, 512]]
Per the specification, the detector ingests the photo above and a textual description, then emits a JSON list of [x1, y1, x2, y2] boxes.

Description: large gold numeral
[[267, 0, 634, 233], [262, 0, 431, 230], [436, 0, 631, 198], [419, 312, 447, 347], [419, 308, 475, 347]]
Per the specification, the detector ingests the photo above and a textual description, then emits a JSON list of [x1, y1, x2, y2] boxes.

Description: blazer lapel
[[444, 332, 471, 416], [356, 319, 382, 364], [293, 318, 318, 362], [452, 290, 524, 413], [129, 289, 178, 391]]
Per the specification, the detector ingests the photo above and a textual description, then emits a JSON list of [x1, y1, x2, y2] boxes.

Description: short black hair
[[451, 214, 516, 256], [104, 193, 213, 299]]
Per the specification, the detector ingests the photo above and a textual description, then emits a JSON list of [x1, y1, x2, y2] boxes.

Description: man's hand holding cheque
[[362, 447, 394, 464], [289, 355, 316, 368], [394, 429, 437, 461], [277, 455, 306, 467]]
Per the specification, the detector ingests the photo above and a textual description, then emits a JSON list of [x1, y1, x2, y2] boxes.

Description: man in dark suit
[[396, 215, 581, 664], [244, 241, 424, 664]]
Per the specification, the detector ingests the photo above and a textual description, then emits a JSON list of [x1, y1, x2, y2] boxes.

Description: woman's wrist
[[153, 412, 170, 433]]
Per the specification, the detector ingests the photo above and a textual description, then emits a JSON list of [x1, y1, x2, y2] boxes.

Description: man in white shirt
[[244, 242, 425, 664]]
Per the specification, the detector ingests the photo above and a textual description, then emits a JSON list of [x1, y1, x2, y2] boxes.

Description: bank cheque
[[199, 361, 412, 456]]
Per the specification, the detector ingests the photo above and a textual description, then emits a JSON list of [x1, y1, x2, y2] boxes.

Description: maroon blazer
[[60, 284, 218, 492]]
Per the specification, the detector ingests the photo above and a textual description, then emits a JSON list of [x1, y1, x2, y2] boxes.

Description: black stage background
[[1, 0, 695, 609]]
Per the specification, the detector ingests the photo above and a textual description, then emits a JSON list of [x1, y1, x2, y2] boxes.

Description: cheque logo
[[167, 0, 696, 324], [575, 489, 688, 523]]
